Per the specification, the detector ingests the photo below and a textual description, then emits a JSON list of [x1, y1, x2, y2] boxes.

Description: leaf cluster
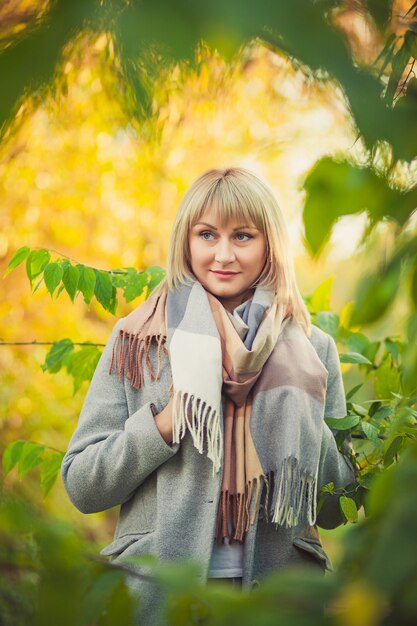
[[307, 277, 417, 524], [4, 246, 164, 313], [2, 440, 63, 498]]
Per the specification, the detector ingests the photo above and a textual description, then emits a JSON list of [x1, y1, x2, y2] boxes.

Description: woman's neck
[[218, 289, 254, 313]]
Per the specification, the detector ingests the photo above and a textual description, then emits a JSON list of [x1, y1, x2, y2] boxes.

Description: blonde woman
[[61, 167, 355, 626]]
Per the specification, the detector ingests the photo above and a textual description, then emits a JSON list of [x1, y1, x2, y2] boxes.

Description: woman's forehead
[[191, 204, 260, 228]]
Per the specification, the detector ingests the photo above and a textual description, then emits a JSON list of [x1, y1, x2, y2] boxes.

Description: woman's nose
[[214, 239, 236, 264]]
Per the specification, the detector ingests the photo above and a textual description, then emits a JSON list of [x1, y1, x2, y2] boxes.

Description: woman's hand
[[153, 396, 174, 445]]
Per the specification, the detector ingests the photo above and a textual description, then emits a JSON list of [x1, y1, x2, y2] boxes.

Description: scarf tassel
[[215, 458, 317, 544], [265, 457, 318, 528], [171, 390, 223, 476], [109, 330, 168, 389], [215, 477, 264, 544]]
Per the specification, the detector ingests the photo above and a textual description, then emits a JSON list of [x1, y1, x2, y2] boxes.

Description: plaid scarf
[[109, 279, 328, 543]]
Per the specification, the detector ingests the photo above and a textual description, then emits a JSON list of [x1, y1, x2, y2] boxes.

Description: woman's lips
[[211, 270, 238, 279]]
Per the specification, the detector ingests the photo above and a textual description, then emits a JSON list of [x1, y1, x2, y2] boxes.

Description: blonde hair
[[151, 167, 311, 336]]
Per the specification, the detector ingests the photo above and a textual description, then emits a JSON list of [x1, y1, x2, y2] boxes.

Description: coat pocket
[[292, 536, 333, 572], [100, 530, 154, 558]]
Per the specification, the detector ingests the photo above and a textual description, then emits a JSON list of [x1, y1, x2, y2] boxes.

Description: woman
[[61, 167, 355, 626]]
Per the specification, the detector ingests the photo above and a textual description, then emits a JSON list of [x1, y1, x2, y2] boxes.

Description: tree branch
[[36, 247, 139, 275], [0, 341, 106, 346]]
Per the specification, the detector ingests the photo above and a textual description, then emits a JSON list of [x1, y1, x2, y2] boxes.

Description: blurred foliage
[[0, 487, 136, 626], [1, 0, 417, 157], [1, 0, 417, 624]]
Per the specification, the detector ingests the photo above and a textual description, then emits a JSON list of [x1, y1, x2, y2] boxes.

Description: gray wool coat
[[61, 317, 356, 626]]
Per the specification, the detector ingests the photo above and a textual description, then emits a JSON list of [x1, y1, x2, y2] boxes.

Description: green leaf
[[97, 578, 135, 626], [350, 263, 401, 326], [303, 159, 383, 256], [339, 495, 358, 523], [66, 345, 101, 394], [384, 436, 404, 468], [2, 440, 27, 475], [346, 383, 363, 400], [384, 337, 402, 363], [340, 352, 373, 365], [78, 264, 96, 305], [368, 401, 382, 417], [346, 331, 371, 354], [320, 482, 335, 494], [374, 353, 401, 400], [120, 271, 148, 303], [315, 311, 339, 335], [40, 452, 64, 497], [55, 283, 65, 299], [32, 275, 44, 293], [109, 269, 129, 289], [361, 421, 380, 444], [310, 276, 334, 312], [402, 313, 417, 392], [147, 266, 166, 294], [325, 415, 360, 430], [44, 262, 64, 298], [62, 264, 80, 302], [81, 571, 126, 626], [360, 470, 382, 490], [372, 405, 394, 421], [351, 403, 369, 417], [3, 246, 30, 277], [18, 441, 44, 477], [26, 249, 51, 288], [303, 158, 417, 256], [411, 261, 417, 309], [94, 270, 117, 312], [144, 558, 202, 593], [41, 339, 74, 373]]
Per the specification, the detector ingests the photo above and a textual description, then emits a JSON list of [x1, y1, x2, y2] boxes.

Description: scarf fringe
[[171, 389, 223, 475], [267, 457, 318, 528], [215, 477, 264, 544], [109, 330, 168, 389], [216, 458, 318, 544]]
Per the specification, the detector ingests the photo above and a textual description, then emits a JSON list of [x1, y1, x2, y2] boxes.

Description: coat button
[[251, 579, 260, 589]]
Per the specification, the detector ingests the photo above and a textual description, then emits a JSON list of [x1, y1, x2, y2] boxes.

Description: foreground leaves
[[2, 441, 63, 497], [2, 440, 417, 625]]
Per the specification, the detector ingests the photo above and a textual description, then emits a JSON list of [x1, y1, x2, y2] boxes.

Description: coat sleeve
[[60, 318, 179, 514], [315, 334, 356, 529]]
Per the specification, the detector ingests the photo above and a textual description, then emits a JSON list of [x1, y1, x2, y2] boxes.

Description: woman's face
[[188, 208, 268, 312]]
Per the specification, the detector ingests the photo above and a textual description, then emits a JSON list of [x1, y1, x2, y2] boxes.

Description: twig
[[3, 439, 64, 455], [351, 433, 387, 440], [0, 341, 106, 346], [31, 247, 141, 275], [393, 59, 415, 103]]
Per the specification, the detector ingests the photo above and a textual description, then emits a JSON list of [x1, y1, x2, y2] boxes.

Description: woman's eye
[[200, 231, 214, 240], [235, 233, 252, 241]]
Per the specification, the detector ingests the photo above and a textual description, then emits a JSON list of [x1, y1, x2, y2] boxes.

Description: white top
[[207, 304, 249, 578]]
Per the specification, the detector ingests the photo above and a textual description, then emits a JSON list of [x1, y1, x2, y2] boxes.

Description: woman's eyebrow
[[193, 222, 259, 231]]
